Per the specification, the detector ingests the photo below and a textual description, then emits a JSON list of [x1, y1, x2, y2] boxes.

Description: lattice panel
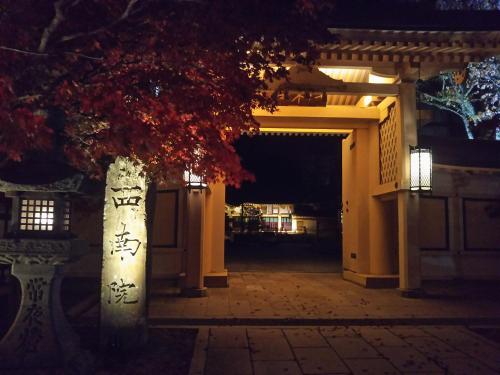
[[379, 103, 399, 184]]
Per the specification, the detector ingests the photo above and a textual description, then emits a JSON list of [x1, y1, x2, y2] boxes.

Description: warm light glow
[[410, 147, 432, 191], [259, 127, 351, 135], [358, 73, 396, 108], [318, 67, 371, 82], [368, 73, 395, 84], [184, 170, 208, 189], [19, 199, 55, 231]]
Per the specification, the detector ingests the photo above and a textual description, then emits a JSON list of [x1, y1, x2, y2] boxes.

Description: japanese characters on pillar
[[100, 157, 148, 350]]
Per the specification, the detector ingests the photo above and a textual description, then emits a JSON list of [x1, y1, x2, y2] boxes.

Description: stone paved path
[[189, 325, 500, 375], [148, 272, 500, 322]]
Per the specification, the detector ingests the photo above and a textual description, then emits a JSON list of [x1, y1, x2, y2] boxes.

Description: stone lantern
[[0, 165, 89, 370]]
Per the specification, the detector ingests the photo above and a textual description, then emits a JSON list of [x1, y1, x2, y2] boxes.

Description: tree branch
[[0, 46, 103, 61], [59, 0, 140, 44], [38, 0, 66, 53], [0, 46, 48, 56]]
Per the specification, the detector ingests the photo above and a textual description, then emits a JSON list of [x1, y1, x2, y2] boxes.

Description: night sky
[[226, 134, 343, 212]]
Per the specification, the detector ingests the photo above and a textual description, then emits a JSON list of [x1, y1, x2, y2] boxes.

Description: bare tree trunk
[[100, 157, 148, 352]]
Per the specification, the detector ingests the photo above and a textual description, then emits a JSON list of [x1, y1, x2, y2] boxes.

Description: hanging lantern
[[410, 146, 432, 192], [184, 170, 207, 189]]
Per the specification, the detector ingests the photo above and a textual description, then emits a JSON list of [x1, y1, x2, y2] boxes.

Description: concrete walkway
[[189, 325, 500, 375], [148, 272, 500, 324]]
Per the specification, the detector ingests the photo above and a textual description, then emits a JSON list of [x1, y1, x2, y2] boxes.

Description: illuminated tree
[[0, 0, 332, 350], [417, 57, 500, 140]]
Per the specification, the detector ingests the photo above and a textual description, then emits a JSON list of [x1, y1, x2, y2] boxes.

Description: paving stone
[[284, 328, 329, 348], [209, 327, 248, 348], [150, 273, 500, 320], [248, 329, 295, 361], [229, 300, 252, 315], [327, 337, 381, 358], [377, 346, 443, 373], [435, 357, 499, 375], [423, 326, 484, 347], [319, 327, 359, 338], [453, 339, 500, 372], [356, 327, 409, 347], [205, 348, 252, 375], [387, 326, 431, 339], [294, 347, 349, 374], [253, 360, 303, 375], [189, 327, 209, 375], [404, 336, 466, 359], [344, 358, 400, 375]]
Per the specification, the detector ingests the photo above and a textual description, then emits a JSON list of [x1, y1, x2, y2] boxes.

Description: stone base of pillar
[[0, 263, 93, 371], [399, 288, 425, 298], [343, 270, 399, 288], [204, 271, 229, 288], [182, 287, 208, 298]]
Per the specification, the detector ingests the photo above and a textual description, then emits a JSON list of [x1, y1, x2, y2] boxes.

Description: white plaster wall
[[420, 165, 500, 280]]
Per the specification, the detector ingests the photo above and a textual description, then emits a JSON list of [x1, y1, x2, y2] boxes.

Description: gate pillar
[[398, 81, 422, 295], [203, 183, 228, 287]]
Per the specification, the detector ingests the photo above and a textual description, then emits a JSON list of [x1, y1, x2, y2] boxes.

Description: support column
[[203, 183, 228, 288], [183, 189, 207, 297], [398, 81, 422, 296], [397, 191, 421, 294]]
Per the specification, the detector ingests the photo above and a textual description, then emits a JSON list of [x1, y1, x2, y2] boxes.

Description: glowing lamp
[[410, 146, 432, 192], [2, 194, 72, 238], [184, 170, 207, 189]]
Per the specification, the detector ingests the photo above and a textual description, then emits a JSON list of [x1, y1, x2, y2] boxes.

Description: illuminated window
[[263, 217, 278, 231], [19, 199, 55, 231], [281, 217, 292, 232]]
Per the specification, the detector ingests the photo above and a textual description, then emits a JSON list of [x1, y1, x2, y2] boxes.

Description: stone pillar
[[398, 81, 422, 295], [0, 263, 87, 370], [183, 189, 207, 297], [100, 157, 149, 351]]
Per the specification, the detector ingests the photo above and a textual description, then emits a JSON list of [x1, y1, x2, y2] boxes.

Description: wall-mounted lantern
[[410, 146, 432, 192], [183, 170, 207, 190]]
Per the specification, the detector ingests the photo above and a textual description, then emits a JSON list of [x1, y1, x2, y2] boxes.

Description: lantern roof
[[0, 158, 84, 193]]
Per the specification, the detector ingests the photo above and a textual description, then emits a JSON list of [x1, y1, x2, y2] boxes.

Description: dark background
[[226, 134, 344, 215]]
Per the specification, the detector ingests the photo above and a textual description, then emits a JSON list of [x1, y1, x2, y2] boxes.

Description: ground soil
[[0, 327, 197, 375]]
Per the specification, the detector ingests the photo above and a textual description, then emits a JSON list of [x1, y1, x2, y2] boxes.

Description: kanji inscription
[[100, 157, 148, 349]]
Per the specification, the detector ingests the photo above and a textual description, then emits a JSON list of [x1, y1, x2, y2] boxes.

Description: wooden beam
[[254, 116, 376, 131], [253, 105, 380, 119]]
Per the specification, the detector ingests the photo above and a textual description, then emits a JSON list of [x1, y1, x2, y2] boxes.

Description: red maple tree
[[0, 0, 332, 186]]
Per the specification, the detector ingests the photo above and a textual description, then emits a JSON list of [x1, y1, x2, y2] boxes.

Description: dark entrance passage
[[226, 242, 342, 272], [226, 134, 343, 273]]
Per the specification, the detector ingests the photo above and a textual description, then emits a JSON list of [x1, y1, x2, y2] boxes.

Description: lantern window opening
[[410, 146, 432, 193], [64, 201, 71, 231], [19, 198, 55, 231], [183, 170, 208, 190]]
